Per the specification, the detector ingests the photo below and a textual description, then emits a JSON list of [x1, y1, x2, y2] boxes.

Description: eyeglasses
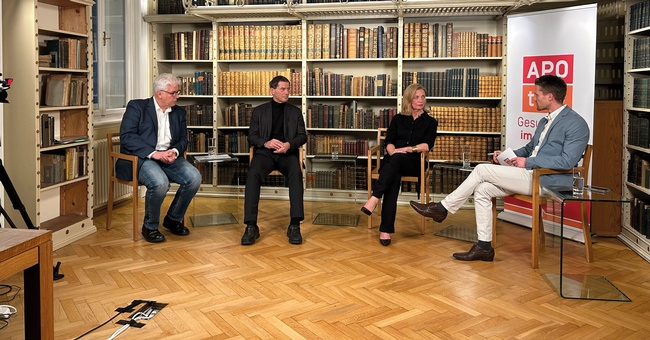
[[160, 89, 181, 96]]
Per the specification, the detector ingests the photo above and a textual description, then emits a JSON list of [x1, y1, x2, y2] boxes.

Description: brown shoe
[[409, 201, 447, 222], [452, 244, 495, 262]]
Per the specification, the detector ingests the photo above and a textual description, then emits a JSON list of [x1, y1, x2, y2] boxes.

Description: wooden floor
[[2, 196, 650, 339]]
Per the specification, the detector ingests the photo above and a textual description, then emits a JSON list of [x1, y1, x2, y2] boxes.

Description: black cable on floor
[[73, 312, 122, 340]]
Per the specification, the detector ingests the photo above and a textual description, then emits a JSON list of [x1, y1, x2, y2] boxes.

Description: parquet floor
[[2, 196, 650, 339]]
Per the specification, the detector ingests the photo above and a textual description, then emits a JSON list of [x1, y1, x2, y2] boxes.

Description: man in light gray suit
[[411, 75, 590, 261]]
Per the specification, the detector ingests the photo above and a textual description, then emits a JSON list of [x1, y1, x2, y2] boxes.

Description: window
[[92, 0, 126, 123]]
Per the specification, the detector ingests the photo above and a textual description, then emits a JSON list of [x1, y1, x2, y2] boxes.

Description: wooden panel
[[591, 100, 623, 236]]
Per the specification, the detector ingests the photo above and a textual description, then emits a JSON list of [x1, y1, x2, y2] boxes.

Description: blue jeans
[[138, 157, 201, 230]]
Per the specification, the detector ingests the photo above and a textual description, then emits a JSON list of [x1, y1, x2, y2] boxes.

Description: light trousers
[[440, 163, 533, 241]]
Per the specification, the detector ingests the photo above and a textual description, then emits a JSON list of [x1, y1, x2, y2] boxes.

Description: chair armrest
[[110, 151, 137, 163], [532, 167, 582, 177]]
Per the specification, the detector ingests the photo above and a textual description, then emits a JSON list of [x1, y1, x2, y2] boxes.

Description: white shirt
[[530, 104, 565, 158], [149, 97, 177, 158]]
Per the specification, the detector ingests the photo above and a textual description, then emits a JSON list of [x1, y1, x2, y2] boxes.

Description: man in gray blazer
[[242, 75, 307, 245], [411, 75, 590, 261]]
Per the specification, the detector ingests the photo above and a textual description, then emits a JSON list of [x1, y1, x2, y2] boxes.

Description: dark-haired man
[[411, 75, 590, 261], [241, 75, 307, 245]]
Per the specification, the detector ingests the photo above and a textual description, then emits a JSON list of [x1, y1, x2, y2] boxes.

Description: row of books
[[165, 29, 212, 60], [628, 153, 650, 189], [630, 0, 650, 32], [632, 37, 650, 69], [633, 78, 650, 108], [628, 111, 650, 149], [183, 104, 214, 126], [157, 0, 207, 14], [218, 25, 302, 61], [306, 102, 396, 129], [432, 166, 472, 194], [192, 159, 215, 185], [403, 22, 502, 59], [42, 74, 88, 107], [40, 146, 87, 187], [198, 158, 484, 195], [217, 69, 301, 96], [306, 135, 369, 156], [187, 130, 213, 153], [41, 114, 56, 148], [630, 198, 650, 240], [430, 135, 501, 162], [223, 103, 253, 127], [306, 166, 359, 190], [178, 72, 213, 96], [402, 70, 500, 98], [41, 38, 88, 70], [218, 131, 248, 154], [429, 106, 501, 133], [308, 24, 399, 59], [307, 69, 397, 97]]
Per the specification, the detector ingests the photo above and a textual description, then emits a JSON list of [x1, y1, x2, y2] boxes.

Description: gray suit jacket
[[248, 100, 307, 154], [513, 106, 590, 187]]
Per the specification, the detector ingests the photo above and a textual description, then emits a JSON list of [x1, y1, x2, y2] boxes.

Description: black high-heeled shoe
[[379, 238, 391, 246], [361, 201, 377, 216]]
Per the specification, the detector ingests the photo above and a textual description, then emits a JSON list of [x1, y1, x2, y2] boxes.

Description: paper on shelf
[[496, 147, 516, 166]]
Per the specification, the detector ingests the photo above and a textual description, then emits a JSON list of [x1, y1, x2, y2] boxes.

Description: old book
[[45, 73, 71, 107], [322, 23, 330, 59], [347, 28, 358, 59]]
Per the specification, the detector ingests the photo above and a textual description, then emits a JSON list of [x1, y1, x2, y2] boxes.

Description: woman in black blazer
[[361, 83, 438, 246]]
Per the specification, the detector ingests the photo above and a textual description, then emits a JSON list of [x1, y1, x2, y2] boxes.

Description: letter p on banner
[[522, 54, 574, 112]]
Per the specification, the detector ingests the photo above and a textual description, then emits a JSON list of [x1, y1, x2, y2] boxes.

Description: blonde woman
[[361, 83, 438, 246]]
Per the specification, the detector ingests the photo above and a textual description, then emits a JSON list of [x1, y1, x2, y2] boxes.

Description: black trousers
[[372, 153, 421, 233], [244, 149, 304, 225]]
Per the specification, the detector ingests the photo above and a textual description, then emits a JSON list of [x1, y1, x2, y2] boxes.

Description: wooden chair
[[491, 144, 593, 269], [106, 133, 140, 241], [367, 128, 430, 234]]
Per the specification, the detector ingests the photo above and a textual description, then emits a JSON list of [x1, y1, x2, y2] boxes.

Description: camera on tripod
[[0, 72, 13, 103]]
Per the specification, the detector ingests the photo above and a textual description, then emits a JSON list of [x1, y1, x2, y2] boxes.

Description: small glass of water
[[207, 137, 216, 155], [572, 169, 584, 196], [462, 144, 471, 169], [331, 144, 339, 160]]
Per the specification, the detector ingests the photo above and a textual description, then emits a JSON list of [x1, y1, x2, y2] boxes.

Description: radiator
[[93, 137, 133, 207]]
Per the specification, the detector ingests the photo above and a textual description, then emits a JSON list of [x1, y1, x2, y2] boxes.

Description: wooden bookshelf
[[145, 1, 506, 201], [621, 0, 650, 262], [2, 0, 95, 249]]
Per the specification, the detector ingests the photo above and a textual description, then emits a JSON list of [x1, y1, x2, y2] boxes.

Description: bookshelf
[[144, 1, 507, 202], [1, 0, 95, 250], [621, 0, 650, 262]]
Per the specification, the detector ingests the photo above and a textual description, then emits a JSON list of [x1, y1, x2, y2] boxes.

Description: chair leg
[[106, 181, 114, 230], [581, 201, 593, 262], [132, 184, 139, 241], [491, 197, 497, 248], [531, 201, 541, 269]]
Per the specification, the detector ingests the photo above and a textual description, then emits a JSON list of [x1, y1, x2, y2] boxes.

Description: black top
[[270, 100, 285, 142], [385, 112, 438, 150]]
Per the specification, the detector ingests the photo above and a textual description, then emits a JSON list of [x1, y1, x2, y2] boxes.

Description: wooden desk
[[0, 229, 53, 339]]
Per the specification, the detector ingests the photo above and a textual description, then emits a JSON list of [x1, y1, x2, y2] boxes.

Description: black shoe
[[163, 216, 190, 236], [409, 201, 448, 223], [360, 200, 377, 216], [141, 227, 166, 243], [452, 244, 495, 262], [379, 238, 391, 246], [287, 224, 302, 245], [241, 225, 260, 245]]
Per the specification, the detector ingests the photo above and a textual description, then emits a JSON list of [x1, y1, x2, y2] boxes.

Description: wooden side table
[[0, 229, 53, 339]]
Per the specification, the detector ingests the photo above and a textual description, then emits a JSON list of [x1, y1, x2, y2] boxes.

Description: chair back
[[582, 144, 593, 183]]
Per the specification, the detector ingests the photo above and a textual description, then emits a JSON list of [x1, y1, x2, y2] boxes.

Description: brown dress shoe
[[409, 201, 447, 222], [452, 244, 495, 262]]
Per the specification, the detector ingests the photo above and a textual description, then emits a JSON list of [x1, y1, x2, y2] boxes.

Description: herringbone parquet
[[2, 196, 650, 339]]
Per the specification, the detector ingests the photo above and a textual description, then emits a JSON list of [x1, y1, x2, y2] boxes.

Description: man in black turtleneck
[[241, 75, 307, 245]]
